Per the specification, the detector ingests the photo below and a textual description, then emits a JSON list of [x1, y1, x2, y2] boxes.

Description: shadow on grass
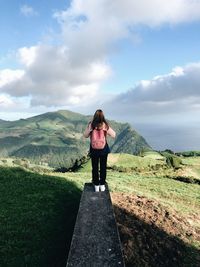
[[0, 167, 82, 267], [113, 205, 200, 267]]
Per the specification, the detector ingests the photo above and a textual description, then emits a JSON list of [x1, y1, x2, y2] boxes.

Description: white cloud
[[53, 0, 200, 68], [18, 46, 38, 67], [0, 69, 24, 87], [102, 62, 200, 124], [0, 94, 56, 121], [0, 45, 111, 106], [2, 0, 200, 111], [20, 5, 38, 17], [61, 0, 200, 25], [98, 61, 200, 151], [0, 94, 30, 112], [0, 94, 14, 107]]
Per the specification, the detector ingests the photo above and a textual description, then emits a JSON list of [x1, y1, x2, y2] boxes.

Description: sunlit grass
[[53, 168, 200, 222], [1, 153, 200, 266]]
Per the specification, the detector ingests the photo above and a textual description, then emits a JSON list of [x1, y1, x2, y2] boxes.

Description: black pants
[[91, 154, 108, 185]]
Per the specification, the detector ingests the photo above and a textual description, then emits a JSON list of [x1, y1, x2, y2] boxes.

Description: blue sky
[[0, 0, 68, 66], [1, 0, 200, 151], [105, 22, 200, 92]]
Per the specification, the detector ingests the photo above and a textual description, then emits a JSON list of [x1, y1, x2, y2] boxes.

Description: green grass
[[55, 161, 200, 230], [77, 159, 91, 173], [72, 154, 200, 219], [107, 171, 200, 218], [59, 169, 200, 222], [142, 150, 165, 159], [180, 156, 200, 179], [107, 153, 165, 170], [0, 167, 81, 267], [1, 153, 200, 266], [182, 156, 200, 166], [77, 152, 165, 173]]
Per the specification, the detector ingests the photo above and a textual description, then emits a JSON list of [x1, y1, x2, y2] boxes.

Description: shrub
[[160, 152, 182, 169]]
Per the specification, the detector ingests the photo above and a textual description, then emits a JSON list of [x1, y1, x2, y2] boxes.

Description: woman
[[83, 109, 116, 192]]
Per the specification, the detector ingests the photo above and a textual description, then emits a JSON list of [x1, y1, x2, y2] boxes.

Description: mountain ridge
[[0, 110, 152, 168]]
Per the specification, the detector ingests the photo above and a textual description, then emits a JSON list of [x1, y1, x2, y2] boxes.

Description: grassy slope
[[53, 152, 200, 219], [181, 156, 200, 179], [0, 167, 81, 267], [0, 152, 200, 266], [77, 153, 200, 228], [64, 169, 200, 226], [107, 152, 165, 168]]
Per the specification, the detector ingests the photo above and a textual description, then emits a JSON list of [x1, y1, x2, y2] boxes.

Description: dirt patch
[[111, 192, 200, 267]]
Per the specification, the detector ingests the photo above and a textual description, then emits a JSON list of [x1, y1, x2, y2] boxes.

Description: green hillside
[[0, 167, 81, 266], [0, 161, 199, 267], [0, 119, 7, 124], [0, 110, 152, 168], [176, 150, 200, 157]]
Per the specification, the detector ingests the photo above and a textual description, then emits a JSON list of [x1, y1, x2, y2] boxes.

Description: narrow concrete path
[[66, 183, 125, 267]]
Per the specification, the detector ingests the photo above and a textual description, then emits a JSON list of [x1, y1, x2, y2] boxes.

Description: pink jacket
[[83, 122, 116, 139]]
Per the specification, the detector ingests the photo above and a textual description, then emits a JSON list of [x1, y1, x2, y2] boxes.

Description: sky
[[1, 0, 200, 152]]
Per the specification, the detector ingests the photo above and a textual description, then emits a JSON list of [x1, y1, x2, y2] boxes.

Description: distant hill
[[0, 110, 152, 168], [0, 119, 7, 124], [176, 151, 200, 157]]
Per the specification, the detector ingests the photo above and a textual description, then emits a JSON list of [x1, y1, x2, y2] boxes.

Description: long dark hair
[[91, 109, 109, 130]]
